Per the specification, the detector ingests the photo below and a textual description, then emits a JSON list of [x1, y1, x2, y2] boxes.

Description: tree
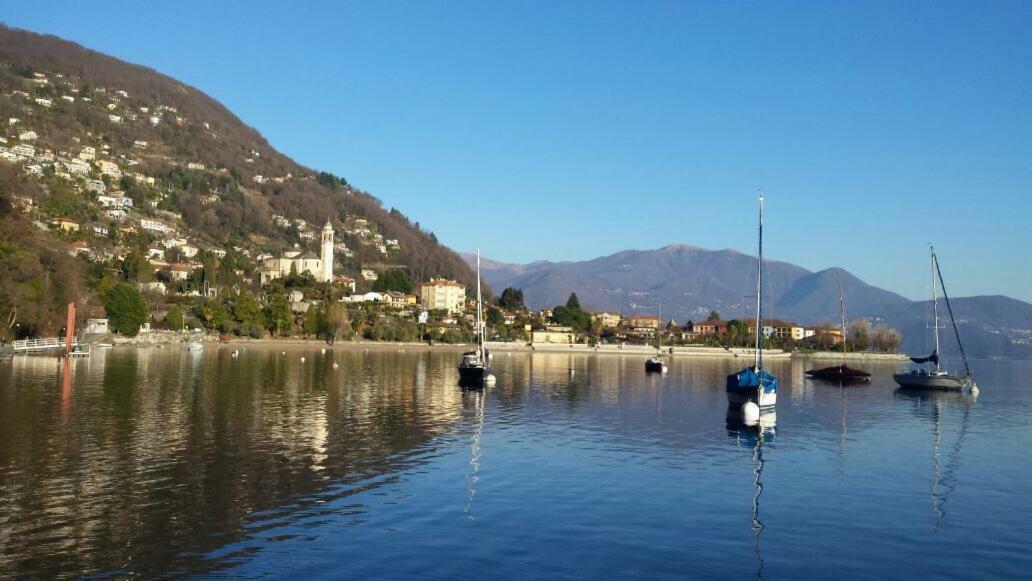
[[103, 283, 149, 337], [264, 292, 292, 336], [324, 302, 352, 345], [566, 293, 581, 311], [486, 308, 504, 328], [727, 319, 750, 347], [192, 297, 230, 331], [707, 310, 721, 322], [372, 269, 412, 293], [849, 318, 872, 351], [165, 304, 185, 330], [232, 291, 264, 337], [497, 287, 524, 310], [120, 248, 154, 283]]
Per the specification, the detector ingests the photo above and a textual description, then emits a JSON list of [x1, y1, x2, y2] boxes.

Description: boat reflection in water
[[894, 387, 974, 533], [726, 404, 776, 580], [462, 387, 485, 519]]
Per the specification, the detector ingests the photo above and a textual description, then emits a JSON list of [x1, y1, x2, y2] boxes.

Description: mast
[[754, 194, 764, 370], [932, 247, 972, 379], [838, 273, 847, 363], [657, 304, 662, 352], [930, 246, 941, 372], [476, 249, 484, 360]]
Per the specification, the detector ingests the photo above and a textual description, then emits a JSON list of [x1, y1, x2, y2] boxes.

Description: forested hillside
[[0, 25, 475, 337]]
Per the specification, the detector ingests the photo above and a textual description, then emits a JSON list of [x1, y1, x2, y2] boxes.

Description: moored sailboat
[[727, 194, 778, 411], [806, 275, 871, 384], [645, 306, 668, 374], [894, 246, 975, 391], [458, 250, 493, 388]]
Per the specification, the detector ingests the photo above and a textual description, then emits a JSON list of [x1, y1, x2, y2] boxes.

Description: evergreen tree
[[103, 283, 149, 337]]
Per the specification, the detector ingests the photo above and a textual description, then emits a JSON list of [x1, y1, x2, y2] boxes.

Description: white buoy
[[333, 362, 339, 369], [969, 383, 980, 397], [282, 351, 286, 355], [486, 374, 497, 384], [321, 348, 326, 354], [300, 356, 305, 362], [742, 401, 760, 425]]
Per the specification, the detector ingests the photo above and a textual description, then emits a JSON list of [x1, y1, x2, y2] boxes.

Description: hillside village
[[0, 37, 483, 343], [0, 66, 903, 351]]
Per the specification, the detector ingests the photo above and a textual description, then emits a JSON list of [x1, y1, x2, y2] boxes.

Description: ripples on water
[[0, 348, 1029, 578]]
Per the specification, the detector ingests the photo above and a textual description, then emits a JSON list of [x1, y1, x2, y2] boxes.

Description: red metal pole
[[65, 302, 75, 354]]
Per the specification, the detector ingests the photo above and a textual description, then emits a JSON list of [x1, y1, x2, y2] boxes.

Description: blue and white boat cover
[[726, 367, 779, 393]]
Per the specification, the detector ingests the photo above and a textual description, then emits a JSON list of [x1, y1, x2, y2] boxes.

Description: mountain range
[[463, 246, 1032, 359]]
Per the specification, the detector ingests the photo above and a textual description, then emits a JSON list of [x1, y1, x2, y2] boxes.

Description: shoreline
[[100, 334, 906, 360]]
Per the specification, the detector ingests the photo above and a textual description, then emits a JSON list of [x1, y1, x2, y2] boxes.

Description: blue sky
[[4, 1, 1030, 301]]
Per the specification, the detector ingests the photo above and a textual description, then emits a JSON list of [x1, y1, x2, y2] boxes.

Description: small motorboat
[[186, 341, 204, 352]]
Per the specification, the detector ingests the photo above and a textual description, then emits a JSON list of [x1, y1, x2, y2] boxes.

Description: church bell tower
[[321, 220, 334, 282]]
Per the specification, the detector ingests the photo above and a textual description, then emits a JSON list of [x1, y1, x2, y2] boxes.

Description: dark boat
[[645, 355, 667, 374], [807, 274, 870, 384], [727, 194, 778, 410], [893, 247, 975, 392], [806, 364, 871, 383], [458, 349, 491, 387], [458, 250, 492, 389]]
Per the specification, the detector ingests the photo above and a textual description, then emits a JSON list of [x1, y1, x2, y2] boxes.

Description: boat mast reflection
[[462, 387, 485, 520], [727, 404, 776, 580], [895, 388, 974, 533]]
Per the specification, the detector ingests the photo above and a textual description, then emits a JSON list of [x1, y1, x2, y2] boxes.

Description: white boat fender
[[486, 374, 497, 384], [742, 402, 760, 425]]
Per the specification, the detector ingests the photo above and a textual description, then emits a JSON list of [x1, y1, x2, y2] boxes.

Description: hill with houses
[[0, 25, 477, 338]]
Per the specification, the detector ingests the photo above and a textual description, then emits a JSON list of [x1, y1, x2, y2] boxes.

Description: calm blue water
[[0, 348, 1029, 578]]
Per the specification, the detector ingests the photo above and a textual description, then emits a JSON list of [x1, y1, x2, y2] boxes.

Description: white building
[[79, 146, 96, 161], [98, 194, 133, 209], [140, 219, 174, 235], [259, 221, 335, 285], [98, 160, 121, 178], [10, 144, 35, 158], [64, 159, 91, 175], [18, 130, 37, 141], [420, 279, 467, 315]]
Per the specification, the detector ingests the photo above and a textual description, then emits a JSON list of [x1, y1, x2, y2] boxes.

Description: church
[[259, 221, 335, 285]]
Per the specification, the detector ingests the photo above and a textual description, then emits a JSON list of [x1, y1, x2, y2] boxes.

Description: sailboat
[[727, 194, 778, 411], [645, 306, 668, 373], [894, 247, 975, 391], [458, 250, 493, 388], [806, 275, 871, 383]]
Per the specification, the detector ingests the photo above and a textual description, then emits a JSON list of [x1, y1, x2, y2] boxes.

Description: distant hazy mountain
[[465, 245, 1032, 359]]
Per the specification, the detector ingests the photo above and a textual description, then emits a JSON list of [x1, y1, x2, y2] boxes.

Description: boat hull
[[893, 372, 968, 391], [727, 367, 778, 409], [806, 365, 871, 384], [458, 364, 491, 387], [645, 359, 666, 374]]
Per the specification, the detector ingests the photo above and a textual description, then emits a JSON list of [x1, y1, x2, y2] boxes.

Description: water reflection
[[726, 404, 776, 581], [0, 351, 1028, 578], [894, 388, 975, 533]]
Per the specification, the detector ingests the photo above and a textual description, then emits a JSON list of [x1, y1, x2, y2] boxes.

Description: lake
[[1, 347, 1029, 578]]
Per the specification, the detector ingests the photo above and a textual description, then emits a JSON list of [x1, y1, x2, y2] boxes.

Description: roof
[[423, 278, 465, 288]]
